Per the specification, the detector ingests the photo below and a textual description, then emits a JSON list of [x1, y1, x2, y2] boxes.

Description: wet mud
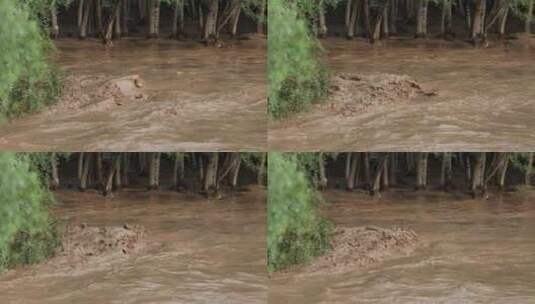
[[0, 37, 267, 151], [269, 38, 535, 151], [0, 188, 267, 304], [269, 189, 535, 304]]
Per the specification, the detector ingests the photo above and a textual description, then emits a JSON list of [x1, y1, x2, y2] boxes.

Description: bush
[[268, 0, 330, 119], [267, 153, 332, 272], [0, 0, 63, 120], [0, 153, 61, 272]]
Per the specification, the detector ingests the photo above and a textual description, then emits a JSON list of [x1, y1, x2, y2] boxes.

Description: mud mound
[[48, 74, 148, 114], [305, 226, 418, 273], [60, 223, 147, 264], [325, 73, 435, 116]]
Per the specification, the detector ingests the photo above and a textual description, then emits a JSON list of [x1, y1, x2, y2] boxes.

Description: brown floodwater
[[0, 37, 266, 151], [0, 188, 267, 303], [269, 38, 535, 151], [269, 189, 535, 303]]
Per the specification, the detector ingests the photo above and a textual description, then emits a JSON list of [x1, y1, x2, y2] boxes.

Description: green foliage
[[0, 153, 61, 272], [287, 152, 338, 186], [18, 152, 69, 184], [6, 67, 63, 119], [510, 0, 534, 21], [240, 152, 265, 172], [0, 0, 63, 120], [267, 153, 332, 272], [268, 0, 330, 119], [509, 153, 533, 173]]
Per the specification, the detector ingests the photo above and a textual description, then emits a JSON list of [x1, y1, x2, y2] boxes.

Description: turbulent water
[[0, 38, 266, 151], [269, 38, 535, 151], [269, 189, 535, 304], [0, 188, 267, 304]]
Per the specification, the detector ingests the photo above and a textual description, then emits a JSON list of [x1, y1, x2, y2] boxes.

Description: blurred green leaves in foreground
[[0, 153, 60, 272], [0, 0, 63, 120], [268, 0, 329, 119], [268, 152, 332, 272]]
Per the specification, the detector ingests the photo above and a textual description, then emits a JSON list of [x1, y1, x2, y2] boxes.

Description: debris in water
[[60, 224, 147, 265], [304, 226, 418, 274], [325, 73, 436, 117], [47, 74, 148, 114]]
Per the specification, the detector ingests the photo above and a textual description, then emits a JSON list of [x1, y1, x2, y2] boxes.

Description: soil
[[57, 223, 147, 267], [321, 73, 435, 117], [304, 226, 418, 274], [48, 74, 148, 114]]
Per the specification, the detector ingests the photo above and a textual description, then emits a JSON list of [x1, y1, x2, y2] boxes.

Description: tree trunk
[[96, 153, 104, 190], [173, 153, 186, 191], [371, 154, 388, 196], [347, 153, 358, 190], [498, 6, 508, 37], [318, 153, 328, 189], [114, 2, 122, 39], [176, 0, 186, 39], [526, 152, 533, 185], [415, 0, 428, 38], [78, 152, 85, 180], [362, 0, 372, 38], [122, 0, 129, 36], [96, 0, 103, 35], [114, 155, 122, 189], [122, 153, 129, 187], [471, 153, 485, 197], [50, 153, 60, 190], [230, 156, 241, 188], [389, 152, 398, 186], [229, 3, 241, 37], [198, 154, 204, 182], [148, 152, 161, 190], [471, 0, 485, 43], [363, 152, 371, 188], [526, 0, 534, 34], [203, 153, 219, 194], [498, 157, 509, 189], [257, 153, 267, 185], [204, 0, 219, 42], [381, 157, 389, 189], [78, 0, 85, 27], [440, 152, 453, 190], [80, 153, 92, 191], [483, 153, 507, 192], [345, 152, 352, 179], [79, 0, 91, 39], [148, 0, 160, 38], [318, 1, 328, 37], [415, 152, 428, 190], [104, 155, 121, 197], [382, 2, 390, 38], [390, 0, 398, 34], [441, 0, 453, 37], [347, 0, 359, 38], [258, 0, 267, 34], [51, 1, 59, 39], [103, 2, 121, 46]]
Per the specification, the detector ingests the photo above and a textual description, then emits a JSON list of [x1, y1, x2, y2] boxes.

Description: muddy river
[[269, 38, 535, 151], [0, 188, 267, 303], [0, 38, 266, 151], [269, 189, 535, 304]]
